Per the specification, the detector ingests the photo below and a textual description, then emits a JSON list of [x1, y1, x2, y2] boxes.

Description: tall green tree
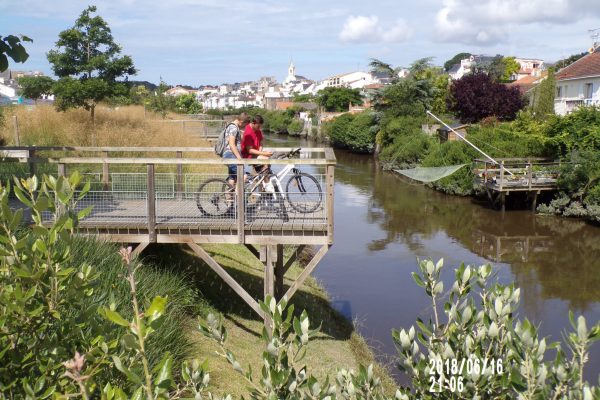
[[531, 69, 556, 120], [18, 76, 54, 103], [316, 87, 363, 112], [0, 34, 31, 72], [47, 6, 136, 122]]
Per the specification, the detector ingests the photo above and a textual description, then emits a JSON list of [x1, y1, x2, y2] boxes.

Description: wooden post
[[532, 190, 539, 212], [102, 151, 109, 191], [147, 164, 157, 243], [176, 151, 183, 199], [264, 246, 275, 332], [326, 164, 335, 244], [28, 149, 36, 177], [527, 162, 532, 191], [501, 192, 506, 213], [275, 244, 284, 300], [12, 116, 20, 146], [499, 161, 504, 192], [57, 163, 66, 217], [236, 163, 245, 243]]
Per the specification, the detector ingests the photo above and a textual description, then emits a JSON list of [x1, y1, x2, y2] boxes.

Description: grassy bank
[[0, 104, 397, 396], [143, 243, 396, 397]]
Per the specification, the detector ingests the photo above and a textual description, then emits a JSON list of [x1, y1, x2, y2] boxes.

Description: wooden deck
[[2, 146, 336, 322], [473, 158, 561, 211]]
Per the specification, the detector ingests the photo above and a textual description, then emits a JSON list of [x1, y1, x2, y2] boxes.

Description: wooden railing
[[473, 158, 561, 191], [1, 146, 336, 245]]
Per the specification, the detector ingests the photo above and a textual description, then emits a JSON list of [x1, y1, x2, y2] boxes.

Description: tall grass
[[67, 236, 212, 377], [0, 104, 210, 148]]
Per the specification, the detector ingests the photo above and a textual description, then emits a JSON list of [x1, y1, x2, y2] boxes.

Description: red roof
[[556, 50, 600, 81], [507, 75, 543, 95]]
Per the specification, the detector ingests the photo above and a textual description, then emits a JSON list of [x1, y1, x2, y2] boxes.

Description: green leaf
[[411, 272, 425, 288], [102, 308, 130, 327], [153, 352, 173, 389], [112, 355, 143, 385], [146, 295, 168, 324]]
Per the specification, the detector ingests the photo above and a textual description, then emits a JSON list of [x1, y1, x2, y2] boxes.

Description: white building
[[448, 55, 495, 80], [554, 48, 600, 115], [322, 71, 379, 89], [512, 58, 545, 81]]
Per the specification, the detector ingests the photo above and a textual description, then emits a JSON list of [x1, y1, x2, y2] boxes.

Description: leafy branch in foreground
[[200, 296, 403, 400], [394, 258, 600, 399]]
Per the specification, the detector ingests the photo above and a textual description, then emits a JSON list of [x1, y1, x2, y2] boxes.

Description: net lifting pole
[[426, 111, 514, 176]]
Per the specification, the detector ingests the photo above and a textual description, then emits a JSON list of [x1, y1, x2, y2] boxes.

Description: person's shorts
[[222, 151, 237, 181]]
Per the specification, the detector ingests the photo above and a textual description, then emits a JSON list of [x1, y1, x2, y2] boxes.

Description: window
[[557, 86, 562, 98], [585, 83, 594, 99]]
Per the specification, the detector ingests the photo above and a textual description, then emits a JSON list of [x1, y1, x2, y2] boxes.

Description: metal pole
[[426, 111, 514, 176]]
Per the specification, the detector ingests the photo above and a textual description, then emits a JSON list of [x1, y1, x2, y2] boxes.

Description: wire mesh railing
[[2, 147, 335, 243]]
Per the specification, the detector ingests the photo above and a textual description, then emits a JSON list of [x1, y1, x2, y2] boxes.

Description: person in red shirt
[[242, 115, 272, 172]]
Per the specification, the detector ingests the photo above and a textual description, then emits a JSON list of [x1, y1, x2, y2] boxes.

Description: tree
[[18, 76, 54, 103], [555, 52, 588, 70], [316, 87, 363, 112], [47, 6, 136, 122], [447, 72, 524, 123], [531, 69, 556, 119], [501, 56, 520, 81], [175, 93, 202, 114], [147, 81, 175, 118], [0, 34, 31, 72], [443, 52, 471, 72]]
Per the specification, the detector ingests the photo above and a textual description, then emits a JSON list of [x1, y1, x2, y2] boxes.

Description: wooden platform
[[473, 158, 561, 211], [2, 146, 336, 324]]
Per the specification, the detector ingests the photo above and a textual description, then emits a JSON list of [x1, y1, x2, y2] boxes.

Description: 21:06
[[429, 376, 465, 393]]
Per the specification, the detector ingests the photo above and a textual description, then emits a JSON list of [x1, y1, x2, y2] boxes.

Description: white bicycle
[[196, 148, 323, 220]]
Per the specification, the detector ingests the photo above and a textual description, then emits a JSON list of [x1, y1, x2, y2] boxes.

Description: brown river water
[[266, 134, 600, 382]]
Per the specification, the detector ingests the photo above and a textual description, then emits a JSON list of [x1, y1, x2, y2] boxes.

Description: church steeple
[[284, 59, 297, 84]]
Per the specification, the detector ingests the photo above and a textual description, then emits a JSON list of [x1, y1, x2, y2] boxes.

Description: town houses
[[195, 61, 391, 111]]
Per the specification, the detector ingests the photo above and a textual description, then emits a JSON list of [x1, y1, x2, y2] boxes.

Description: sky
[[2, 0, 600, 86]]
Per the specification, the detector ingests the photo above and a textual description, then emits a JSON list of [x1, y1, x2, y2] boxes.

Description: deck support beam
[[187, 242, 264, 319], [132, 242, 149, 257]]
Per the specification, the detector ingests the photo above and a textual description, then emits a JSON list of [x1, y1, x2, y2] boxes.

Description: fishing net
[[393, 164, 468, 183]]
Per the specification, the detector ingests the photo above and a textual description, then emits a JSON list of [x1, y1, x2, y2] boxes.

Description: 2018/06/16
[[428, 357, 504, 393]]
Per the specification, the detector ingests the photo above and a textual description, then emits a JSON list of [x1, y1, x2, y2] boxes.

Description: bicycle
[[195, 148, 323, 220]]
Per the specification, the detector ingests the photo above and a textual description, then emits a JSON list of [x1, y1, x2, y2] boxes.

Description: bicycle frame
[[246, 163, 297, 201]]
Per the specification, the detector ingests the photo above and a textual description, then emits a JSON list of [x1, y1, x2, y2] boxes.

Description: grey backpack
[[214, 123, 237, 156]]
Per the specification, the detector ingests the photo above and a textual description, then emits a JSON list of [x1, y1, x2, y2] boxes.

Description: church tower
[[284, 60, 297, 84]]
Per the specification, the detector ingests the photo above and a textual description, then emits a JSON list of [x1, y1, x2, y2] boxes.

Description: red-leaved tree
[[447, 73, 524, 123]]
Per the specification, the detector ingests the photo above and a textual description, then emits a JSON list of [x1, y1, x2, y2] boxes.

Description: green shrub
[[0, 174, 202, 397], [324, 111, 377, 153], [394, 259, 600, 399]]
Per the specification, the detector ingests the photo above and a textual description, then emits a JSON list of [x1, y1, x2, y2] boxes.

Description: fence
[[1, 146, 336, 245]]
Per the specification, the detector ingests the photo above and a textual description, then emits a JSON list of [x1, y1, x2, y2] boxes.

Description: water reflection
[[266, 135, 600, 380]]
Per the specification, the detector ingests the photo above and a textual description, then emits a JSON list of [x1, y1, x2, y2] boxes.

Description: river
[[266, 134, 600, 382]]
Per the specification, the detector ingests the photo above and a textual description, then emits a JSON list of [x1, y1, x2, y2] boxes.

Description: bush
[[394, 259, 600, 399], [448, 72, 525, 123], [0, 174, 202, 397], [323, 111, 378, 153]]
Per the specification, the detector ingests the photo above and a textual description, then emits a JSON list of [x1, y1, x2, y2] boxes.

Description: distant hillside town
[[3, 48, 600, 118], [164, 61, 402, 111]]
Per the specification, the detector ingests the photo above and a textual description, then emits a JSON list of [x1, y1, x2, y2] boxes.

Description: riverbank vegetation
[[3, 180, 599, 397], [317, 55, 600, 223]]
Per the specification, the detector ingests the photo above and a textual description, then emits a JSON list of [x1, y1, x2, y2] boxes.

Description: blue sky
[[2, 0, 600, 86]]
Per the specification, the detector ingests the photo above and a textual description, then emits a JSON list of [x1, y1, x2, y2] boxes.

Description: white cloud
[[339, 15, 382, 42], [339, 15, 412, 43], [434, 0, 600, 45]]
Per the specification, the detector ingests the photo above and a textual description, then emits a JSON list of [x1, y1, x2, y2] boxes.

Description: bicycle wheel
[[196, 178, 234, 217], [285, 172, 322, 213]]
